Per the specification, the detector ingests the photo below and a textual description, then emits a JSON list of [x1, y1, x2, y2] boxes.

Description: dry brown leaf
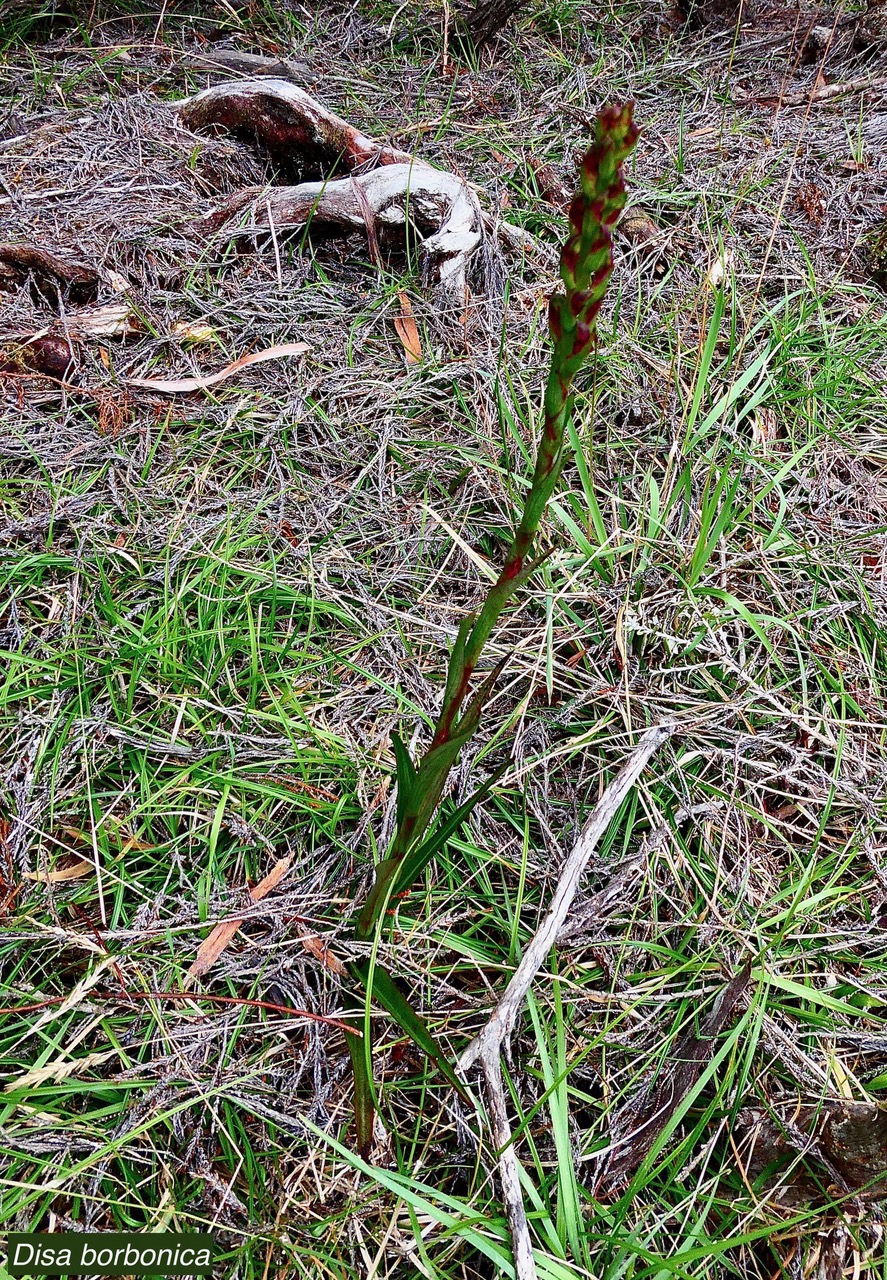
[[60, 825, 90, 844], [126, 342, 310, 394], [187, 856, 292, 981], [738, 1099, 887, 1206], [298, 932, 348, 976], [105, 268, 131, 293], [24, 858, 94, 884], [60, 821, 152, 855], [614, 603, 628, 669], [118, 834, 153, 855], [13, 304, 138, 344], [393, 294, 422, 364], [526, 155, 570, 208], [618, 208, 659, 245]]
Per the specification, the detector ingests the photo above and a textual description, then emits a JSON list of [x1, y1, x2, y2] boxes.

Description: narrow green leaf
[[683, 283, 725, 444], [391, 731, 418, 831], [298, 1116, 518, 1274], [345, 1019, 375, 1159], [393, 758, 512, 896], [442, 612, 474, 709], [687, 467, 743, 586], [350, 960, 469, 1101], [689, 339, 781, 449], [566, 417, 609, 549], [697, 587, 789, 675]]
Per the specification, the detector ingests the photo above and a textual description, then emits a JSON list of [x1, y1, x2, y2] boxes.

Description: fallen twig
[[458, 723, 673, 1280], [798, 72, 887, 102], [756, 71, 887, 107], [460, 726, 673, 1070]]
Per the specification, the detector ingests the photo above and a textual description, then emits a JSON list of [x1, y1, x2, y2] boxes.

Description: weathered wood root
[[179, 77, 412, 174], [181, 49, 313, 85], [0, 242, 99, 301], [178, 78, 532, 296], [198, 163, 483, 291]]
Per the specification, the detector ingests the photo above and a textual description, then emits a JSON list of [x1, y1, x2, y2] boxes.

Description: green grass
[[3, 2, 887, 1277]]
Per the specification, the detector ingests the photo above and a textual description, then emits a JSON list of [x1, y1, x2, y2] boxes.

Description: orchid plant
[[345, 104, 639, 1154]]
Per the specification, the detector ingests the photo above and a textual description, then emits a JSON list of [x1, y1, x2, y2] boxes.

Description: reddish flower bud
[[572, 321, 591, 355], [560, 243, 579, 282]]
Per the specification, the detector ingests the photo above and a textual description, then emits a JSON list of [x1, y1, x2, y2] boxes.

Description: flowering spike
[[556, 103, 637, 354]]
